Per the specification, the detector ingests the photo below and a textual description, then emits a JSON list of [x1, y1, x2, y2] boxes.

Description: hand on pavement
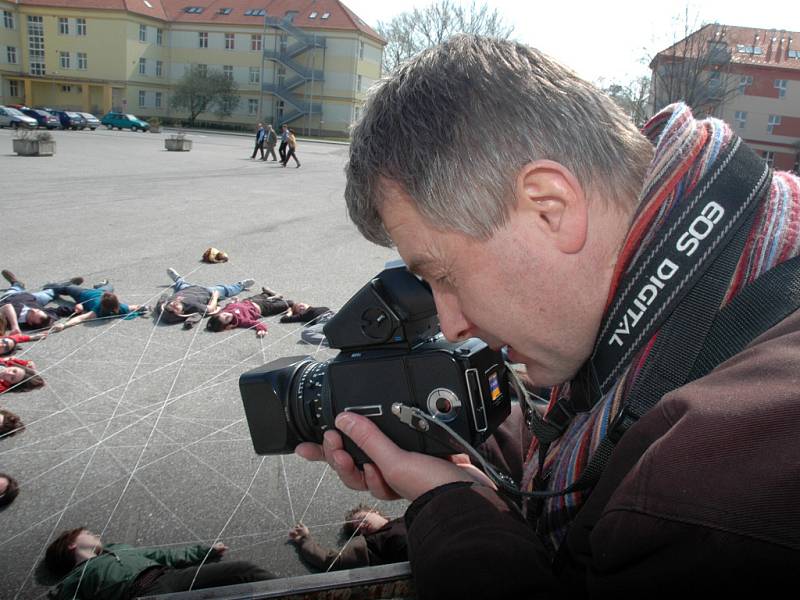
[[295, 412, 494, 502], [212, 542, 228, 556], [288, 524, 310, 542]]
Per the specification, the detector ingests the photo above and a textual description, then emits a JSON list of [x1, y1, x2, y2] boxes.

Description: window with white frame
[[251, 34, 262, 51], [139, 57, 146, 75], [7, 46, 16, 64], [767, 115, 781, 134], [139, 24, 147, 42], [139, 90, 146, 106], [223, 65, 233, 80], [763, 151, 774, 166], [156, 60, 163, 77], [156, 28, 163, 45], [59, 51, 70, 69], [155, 91, 162, 108], [77, 52, 87, 69], [249, 66, 260, 83], [3, 10, 14, 29], [9, 80, 19, 96], [61, 85, 72, 93], [59, 17, 69, 35], [198, 32, 208, 48], [734, 110, 747, 129], [775, 79, 788, 98], [27, 15, 45, 75], [357, 74, 362, 91], [359, 40, 365, 60], [248, 98, 258, 114], [738, 75, 753, 94], [77, 18, 86, 36], [225, 33, 235, 49]]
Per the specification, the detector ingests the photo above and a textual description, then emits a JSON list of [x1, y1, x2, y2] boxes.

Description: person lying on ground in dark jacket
[[206, 287, 293, 337], [279, 303, 331, 324], [0, 270, 80, 331], [45, 527, 274, 600], [154, 268, 255, 328], [288, 504, 407, 570], [46, 281, 149, 331]]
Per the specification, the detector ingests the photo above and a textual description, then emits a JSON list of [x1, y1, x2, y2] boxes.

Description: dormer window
[[309, 11, 318, 18], [321, 12, 330, 19], [218, 8, 232, 14]]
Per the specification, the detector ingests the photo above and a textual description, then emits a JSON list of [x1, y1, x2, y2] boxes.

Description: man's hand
[[212, 542, 228, 556], [51, 323, 65, 333], [295, 412, 494, 502], [73, 304, 84, 314], [256, 329, 267, 338], [288, 523, 310, 543]]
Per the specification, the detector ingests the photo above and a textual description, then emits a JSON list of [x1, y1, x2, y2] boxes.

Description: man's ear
[[514, 160, 588, 254]]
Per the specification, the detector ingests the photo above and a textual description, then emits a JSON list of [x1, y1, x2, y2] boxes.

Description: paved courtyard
[[0, 126, 401, 598]]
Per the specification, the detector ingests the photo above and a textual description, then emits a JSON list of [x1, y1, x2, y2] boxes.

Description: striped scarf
[[520, 103, 800, 553]]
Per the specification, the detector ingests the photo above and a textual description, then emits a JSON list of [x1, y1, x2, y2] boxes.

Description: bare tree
[[377, 1, 514, 73], [170, 66, 240, 127], [649, 18, 739, 117], [599, 76, 652, 128]]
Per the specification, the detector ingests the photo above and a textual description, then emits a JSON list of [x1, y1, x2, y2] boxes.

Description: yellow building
[[0, 0, 384, 135]]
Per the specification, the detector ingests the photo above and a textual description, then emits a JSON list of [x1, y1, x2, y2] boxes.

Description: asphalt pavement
[[0, 126, 401, 598]]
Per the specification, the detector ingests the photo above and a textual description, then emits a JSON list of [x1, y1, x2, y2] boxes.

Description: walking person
[[250, 122, 266, 160], [281, 129, 300, 168], [278, 124, 289, 163], [262, 124, 278, 161]]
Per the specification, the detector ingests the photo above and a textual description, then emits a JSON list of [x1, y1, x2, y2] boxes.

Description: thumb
[[335, 412, 405, 468]]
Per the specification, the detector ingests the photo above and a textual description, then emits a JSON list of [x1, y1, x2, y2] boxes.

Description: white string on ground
[[280, 455, 296, 525], [298, 464, 329, 524], [188, 456, 266, 591]]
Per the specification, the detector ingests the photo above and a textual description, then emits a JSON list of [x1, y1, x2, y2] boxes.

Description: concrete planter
[[150, 126, 162, 133], [13, 139, 56, 156], [165, 137, 192, 151]]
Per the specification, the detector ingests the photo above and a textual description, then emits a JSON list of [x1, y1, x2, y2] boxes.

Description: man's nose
[[434, 291, 474, 342]]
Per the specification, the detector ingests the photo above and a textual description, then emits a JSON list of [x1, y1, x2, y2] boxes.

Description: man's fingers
[[329, 448, 368, 491], [295, 443, 324, 461], [364, 463, 401, 500], [334, 412, 405, 469]]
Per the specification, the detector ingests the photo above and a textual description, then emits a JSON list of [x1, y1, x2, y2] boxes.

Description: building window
[[250, 34, 262, 51], [155, 91, 162, 108], [139, 57, 146, 75], [354, 105, 361, 121], [775, 79, 788, 98], [10, 79, 19, 96], [309, 12, 318, 19], [156, 28, 163, 45], [223, 65, 233, 80], [59, 17, 69, 35], [218, 7, 232, 15], [738, 75, 753, 95], [225, 33, 234, 49], [248, 98, 258, 114], [249, 66, 260, 83], [156, 60, 163, 77], [3, 10, 14, 29], [789, 49, 800, 59], [763, 151, 774, 167], [734, 110, 747, 129], [77, 18, 86, 36], [59, 51, 70, 69], [139, 90, 146, 106], [197, 63, 207, 76], [61, 85, 72, 93], [359, 40, 365, 60], [767, 115, 781, 134], [198, 31, 208, 48], [27, 15, 45, 75], [244, 8, 265, 16], [736, 44, 763, 55], [357, 74, 362, 91], [78, 52, 87, 69], [7, 46, 16, 64], [321, 12, 330, 19], [139, 24, 147, 42]]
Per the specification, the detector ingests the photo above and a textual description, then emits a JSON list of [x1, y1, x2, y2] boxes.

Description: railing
[[264, 16, 326, 49], [263, 50, 324, 81]]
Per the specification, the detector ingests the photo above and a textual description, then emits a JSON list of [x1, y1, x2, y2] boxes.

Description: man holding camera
[[296, 35, 800, 596]]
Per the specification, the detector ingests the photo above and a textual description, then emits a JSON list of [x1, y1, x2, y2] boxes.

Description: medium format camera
[[239, 265, 511, 463]]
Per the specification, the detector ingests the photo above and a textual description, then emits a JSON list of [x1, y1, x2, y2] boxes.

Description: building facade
[[0, 0, 384, 135], [651, 24, 800, 172]]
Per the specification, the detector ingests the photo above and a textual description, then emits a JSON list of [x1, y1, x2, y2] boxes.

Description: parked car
[[52, 110, 85, 130], [0, 105, 38, 129], [78, 112, 100, 130], [100, 112, 150, 132], [21, 108, 60, 129]]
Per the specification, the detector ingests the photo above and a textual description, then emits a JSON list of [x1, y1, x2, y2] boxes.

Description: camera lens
[[290, 361, 331, 444]]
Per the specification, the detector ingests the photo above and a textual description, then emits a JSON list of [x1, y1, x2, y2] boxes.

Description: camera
[[239, 264, 511, 463]]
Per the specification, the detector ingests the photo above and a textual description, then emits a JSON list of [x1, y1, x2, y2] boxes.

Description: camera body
[[239, 265, 510, 462]]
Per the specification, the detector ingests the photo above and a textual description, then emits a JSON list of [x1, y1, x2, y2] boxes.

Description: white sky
[[342, 0, 800, 83]]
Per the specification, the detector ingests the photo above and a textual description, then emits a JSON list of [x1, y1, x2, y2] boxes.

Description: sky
[[341, 0, 800, 84]]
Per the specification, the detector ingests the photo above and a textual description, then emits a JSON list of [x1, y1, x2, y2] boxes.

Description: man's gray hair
[[345, 35, 653, 247]]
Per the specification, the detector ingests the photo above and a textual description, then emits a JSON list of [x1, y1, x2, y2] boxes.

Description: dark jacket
[[49, 543, 216, 600], [295, 519, 407, 571], [155, 286, 212, 325], [0, 293, 73, 329], [405, 308, 800, 598]]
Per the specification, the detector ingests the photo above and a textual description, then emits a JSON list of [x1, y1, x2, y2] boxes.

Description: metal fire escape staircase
[[262, 17, 325, 125]]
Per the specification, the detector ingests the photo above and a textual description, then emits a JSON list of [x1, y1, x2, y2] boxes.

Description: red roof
[[655, 24, 800, 72], [14, 0, 383, 43]]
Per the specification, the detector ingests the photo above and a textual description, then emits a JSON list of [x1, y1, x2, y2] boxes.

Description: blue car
[[21, 108, 60, 129], [53, 110, 85, 130]]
